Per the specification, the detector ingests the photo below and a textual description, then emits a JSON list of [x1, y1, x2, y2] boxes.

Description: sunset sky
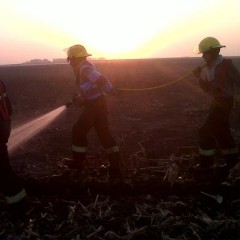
[[0, 0, 240, 65]]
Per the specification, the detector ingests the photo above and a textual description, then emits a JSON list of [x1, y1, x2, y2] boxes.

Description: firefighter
[[0, 80, 27, 210], [192, 37, 240, 172], [65, 44, 122, 180]]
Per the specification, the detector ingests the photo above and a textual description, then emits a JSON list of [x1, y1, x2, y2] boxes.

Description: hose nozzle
[[65, 100, 73, 108], [65, 93, 85, 108]]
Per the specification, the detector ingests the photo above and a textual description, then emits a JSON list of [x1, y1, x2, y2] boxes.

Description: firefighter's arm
[[192, 66, 202, 78], [199, 78, 211, 93], [95, 75, 119, 95], [1, 82, 13, 116], [65, 92, 85, 108], [86, 68, 118, 96], [192, 66, 210, 93], [6, 97, 12, 116]]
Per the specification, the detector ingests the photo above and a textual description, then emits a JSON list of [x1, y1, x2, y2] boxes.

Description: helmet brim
[[196, 45, 226, 54]]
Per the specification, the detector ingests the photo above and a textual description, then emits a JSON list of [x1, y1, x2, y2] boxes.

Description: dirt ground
[[1, 58, 240, 239]]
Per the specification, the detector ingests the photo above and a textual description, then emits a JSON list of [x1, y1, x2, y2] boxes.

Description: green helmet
[[197, 37, 225, 54]]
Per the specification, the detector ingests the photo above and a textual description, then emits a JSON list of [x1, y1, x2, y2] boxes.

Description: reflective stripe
[[106, 145, 119, 154], [79, 61, 105, 100], [221, 147, 238, 155], [0, 93, 7, 100], [88, 69, 102, 83], [5, 188, 27, 204], [72, 145, 87, 153], [199, 148, 216, 156]]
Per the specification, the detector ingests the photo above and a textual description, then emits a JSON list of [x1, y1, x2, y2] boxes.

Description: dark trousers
[[72, 96, 116, 150], [199, 97, 237, 162], [0, 120, 23, 198]]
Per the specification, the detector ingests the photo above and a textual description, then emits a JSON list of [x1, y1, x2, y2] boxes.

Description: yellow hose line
[[117, 72, 193, 91], [117, 65, 206, 91]]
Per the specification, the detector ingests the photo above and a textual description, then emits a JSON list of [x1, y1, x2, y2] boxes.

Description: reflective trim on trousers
[[5, 188, 27, 204], [106, 145, 119, 154], [199, 148, 216, 156], [72, 145, 88, 153], [221, 147, 238, 155]]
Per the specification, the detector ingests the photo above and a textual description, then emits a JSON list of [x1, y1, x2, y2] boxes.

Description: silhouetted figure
[[192, 37, 240, 174], [65, 45, 122, 181], [0, 80, 27, 211]]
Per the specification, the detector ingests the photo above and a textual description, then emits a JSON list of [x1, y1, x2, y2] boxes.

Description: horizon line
[[1, 55, 240, 67]]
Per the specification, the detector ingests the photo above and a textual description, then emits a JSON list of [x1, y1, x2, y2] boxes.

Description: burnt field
[[1, 58, 240, 239]]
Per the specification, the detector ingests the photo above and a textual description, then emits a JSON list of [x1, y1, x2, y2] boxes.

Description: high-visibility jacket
[[77, 60, 113, 100], [199, 55, 240, 99], [0, 80, 12, 121]]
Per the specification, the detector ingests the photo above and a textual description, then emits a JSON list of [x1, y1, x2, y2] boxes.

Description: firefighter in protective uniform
[[65, 45, 121, 179], [0, 80, 27, 208], [192, 37, 240, 172]]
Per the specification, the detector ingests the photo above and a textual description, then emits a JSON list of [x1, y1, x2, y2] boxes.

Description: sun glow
[[1, 0, 240, 63], [3, 1, 206, 57]]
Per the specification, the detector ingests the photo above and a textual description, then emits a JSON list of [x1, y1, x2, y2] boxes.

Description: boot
[[190, 155, 214, 174], [66, 152, 86, 171], [108, 152, 122, 182], [7, 193, 29, 222]]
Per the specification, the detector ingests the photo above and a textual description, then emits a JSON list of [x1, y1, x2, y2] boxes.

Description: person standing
[[65, 44, 121, 180], [0, 80, 27, 209], [192, 37, 240, 173]]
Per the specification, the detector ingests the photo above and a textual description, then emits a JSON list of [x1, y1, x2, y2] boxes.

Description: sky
[[0, 0, 240, 65]]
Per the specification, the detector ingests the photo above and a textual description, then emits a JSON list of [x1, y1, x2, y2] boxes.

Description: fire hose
[[65, 65, 207, 106], [117, 64, 206, 92]]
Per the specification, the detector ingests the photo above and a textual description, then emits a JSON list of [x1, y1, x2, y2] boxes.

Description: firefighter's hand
[[65, 100, 73, 108], [192, 66, 202, 78], [72, 94, 85, 107], [65, 95, 76, 108], [66, 94, 85, 108]]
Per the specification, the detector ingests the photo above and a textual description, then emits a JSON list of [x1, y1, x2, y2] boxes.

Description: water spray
[[8, 64, 206, 152], [8, 105, 66, 153]]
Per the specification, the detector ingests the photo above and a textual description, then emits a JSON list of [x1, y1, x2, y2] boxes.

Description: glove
[[65, 93, 85, 108], [192, 66, 202, 78], [65, 99, 73, 108]]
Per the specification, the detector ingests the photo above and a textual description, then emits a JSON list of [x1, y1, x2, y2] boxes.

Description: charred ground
[[1, 58, 240, 239]]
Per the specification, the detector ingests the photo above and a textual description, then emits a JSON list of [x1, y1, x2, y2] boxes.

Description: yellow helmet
[[197, 37, 225, 54], [67, 45, 92, 58]]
